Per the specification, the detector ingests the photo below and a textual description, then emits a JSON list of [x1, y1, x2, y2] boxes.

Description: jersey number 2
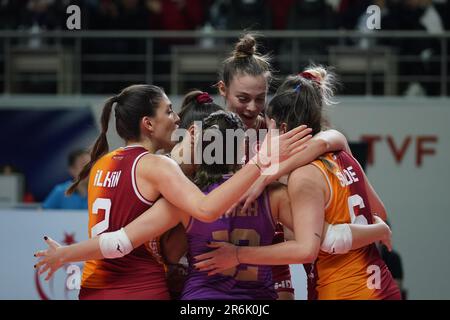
[[91, 198, 111, 237]]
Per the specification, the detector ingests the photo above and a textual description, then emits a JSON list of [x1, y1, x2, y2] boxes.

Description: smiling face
[[219, 74, 268, 130]]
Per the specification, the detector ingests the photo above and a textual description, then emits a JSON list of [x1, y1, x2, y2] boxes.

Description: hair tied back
[[299, 71, 321, 84], [196, 92, 213, 104]]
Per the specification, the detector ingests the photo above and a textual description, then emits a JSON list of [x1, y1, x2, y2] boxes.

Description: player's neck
[[126, 140, 156, 154]]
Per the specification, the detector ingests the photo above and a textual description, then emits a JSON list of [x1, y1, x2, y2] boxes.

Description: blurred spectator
[[207, 0, 228, 30], [84, 0, 151, 93], [146, 0, 204, 30], [116, 0, 150, 30], [388, 0, 443, 96], [229, 0, 271, 30], [279, 0, 337, 73], [209, 0, 271, 30], [269, 0, 295, 30], [0, 164, 35, 203], [144, 0, 206, 92], [89, 0, 119, 30], [338, 0, 372, 30], [42, 149, 89, 209], [0, 0, 22, 29], [344, 0, 444, 96], [434, 0, 450, 30], [18, 0, 60, 31]]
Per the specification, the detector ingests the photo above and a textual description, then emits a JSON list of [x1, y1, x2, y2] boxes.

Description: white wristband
[[321, 224, 353, 254], [99, 228, 133, 259]]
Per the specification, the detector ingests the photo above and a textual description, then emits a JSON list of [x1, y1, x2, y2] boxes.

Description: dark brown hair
[[178, 90, 223, 130], [67, 84, 165, 195], [194, 111, 245, 190]]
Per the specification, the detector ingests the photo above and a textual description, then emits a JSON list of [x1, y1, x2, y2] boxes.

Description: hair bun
[[234, 34, 256, 58], [301, 65, 337, 106]]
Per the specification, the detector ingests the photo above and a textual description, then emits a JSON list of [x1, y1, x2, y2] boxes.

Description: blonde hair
[[220, 33, 272, 86]]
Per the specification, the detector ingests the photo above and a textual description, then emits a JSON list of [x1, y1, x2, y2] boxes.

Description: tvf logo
[[66, 5, 81, 30]]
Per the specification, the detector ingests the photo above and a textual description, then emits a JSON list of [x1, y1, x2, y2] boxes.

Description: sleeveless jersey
[[304, 151, 401, 300], [81, 145, 169, 299], [182, 175, 278, 300]]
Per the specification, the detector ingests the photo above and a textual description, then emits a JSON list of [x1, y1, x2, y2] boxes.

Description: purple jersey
[[182, 175, 277, 300]]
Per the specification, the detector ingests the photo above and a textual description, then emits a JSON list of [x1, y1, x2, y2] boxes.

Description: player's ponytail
[[267, 65, 337, 136], [66, 84, 165, 195], [301, 65, 338, 107], [66, 96, 115, 195], [178, 90, 223, 130]]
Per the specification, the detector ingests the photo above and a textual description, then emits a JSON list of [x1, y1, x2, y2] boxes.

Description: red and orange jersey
[[272, 224, 294, 296], [304, 151, 401, 300], [81, 145, 168, 298]]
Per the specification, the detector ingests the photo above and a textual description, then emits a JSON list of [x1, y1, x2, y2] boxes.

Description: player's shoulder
[[288, 163, 327, 192], [137, 153, 180, 178], [139, 152, 178, 167]]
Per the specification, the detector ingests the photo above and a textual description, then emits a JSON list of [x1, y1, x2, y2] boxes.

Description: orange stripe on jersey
[[305, 152, 400, 300], [81, 146, 168, 298]]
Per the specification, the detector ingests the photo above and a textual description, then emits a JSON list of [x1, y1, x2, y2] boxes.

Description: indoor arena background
[[0, 0, 449, 300]]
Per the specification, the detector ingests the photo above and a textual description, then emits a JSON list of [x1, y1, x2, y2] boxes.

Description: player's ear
[[188, 124, 196, 146], [217, 81, 227, 97], [280, 122, 288, 134], [142, 116, 154, 134]]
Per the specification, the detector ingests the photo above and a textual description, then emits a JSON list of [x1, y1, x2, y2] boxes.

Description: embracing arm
[[235, 129, 349, 213], [349, 216, 391, 250], [160, 223, 188, 264], [145, 125, 311, 222], [236, 165, 325, 265], [320, 156, 390, 254], [266, 129, 350, 185], [321, 214, 392, 255], [194, 165, 326, 272], [273, 177, 391, 255], [34, 198, 183, 280]]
